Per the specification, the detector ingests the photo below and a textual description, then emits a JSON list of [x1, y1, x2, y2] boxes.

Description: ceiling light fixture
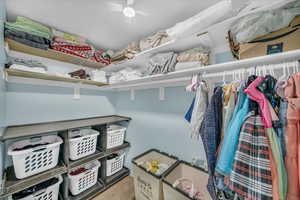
[[123, 6, 136, 18]]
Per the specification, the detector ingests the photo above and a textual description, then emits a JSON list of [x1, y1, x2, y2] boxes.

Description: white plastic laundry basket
[[68, 160, 100, 196], [8, 135, 63, 179], [106, 125, 126, 149], [106, 153, 125, 177], [69, 128, 100, 160], [17, 175, 63, 200]]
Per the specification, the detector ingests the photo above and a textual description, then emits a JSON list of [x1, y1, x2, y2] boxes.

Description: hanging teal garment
[[216, 96, 249, 176]]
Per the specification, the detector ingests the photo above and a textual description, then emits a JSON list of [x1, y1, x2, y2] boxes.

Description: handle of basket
[[173, 178, 194, 198], [33, 189, 47, 197], [32, 146, 47, 152], [30, 136, 42, 142], [83, 168, 95, 174]]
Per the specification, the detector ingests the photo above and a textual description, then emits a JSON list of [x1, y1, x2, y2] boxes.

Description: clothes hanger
[[222, 71, 226, 85], [263, 65, 267, 76]]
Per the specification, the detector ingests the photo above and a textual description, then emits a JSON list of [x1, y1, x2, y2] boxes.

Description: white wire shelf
[[4, 50, 300, 91], [101, 49, 300, 91]]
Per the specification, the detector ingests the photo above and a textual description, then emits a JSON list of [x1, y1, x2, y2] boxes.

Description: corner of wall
[[0, 0, 7, 184]]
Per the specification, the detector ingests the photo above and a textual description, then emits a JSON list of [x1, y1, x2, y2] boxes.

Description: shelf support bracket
[[73, 83, 81, 99], [2, 69, 8, 82], [130, 89, 135, 101], [159, 87, 165, 101]]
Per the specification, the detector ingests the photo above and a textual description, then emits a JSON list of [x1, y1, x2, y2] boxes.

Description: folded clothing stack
[[89, 70, 107, 83], [139, 31, 171, 51], [109, 68, 143, 84], [112, 41, 140, 64], [177, 47, 209, 64], [68, 69, 89, 79], [175, 47, 210, 71], [147, 52, 178, 75], [51, 29, 111, 65], [5, 16, 53, 50], [7, 56, 48, 73]]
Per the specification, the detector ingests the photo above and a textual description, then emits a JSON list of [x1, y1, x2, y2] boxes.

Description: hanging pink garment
[[244, 77, 272, 128], [285, 74, 300, 200]]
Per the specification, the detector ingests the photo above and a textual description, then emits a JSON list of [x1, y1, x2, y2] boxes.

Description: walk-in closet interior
[[1, 0, 300, 199]]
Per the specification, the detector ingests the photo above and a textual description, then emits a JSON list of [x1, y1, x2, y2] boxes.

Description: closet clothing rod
[[178, 50, 300, 77], [202, 61, 299, 79]]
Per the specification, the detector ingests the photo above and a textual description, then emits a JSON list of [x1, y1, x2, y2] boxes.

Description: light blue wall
[[215, 51, 234, 64], [0, 0, 7, 183], [0, 0, 6, 130], [116, 88, 206, 168], [5, 84, 117, 125]]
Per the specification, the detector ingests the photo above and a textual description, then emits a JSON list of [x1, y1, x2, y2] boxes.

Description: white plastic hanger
[[278, 63, 286, 82]]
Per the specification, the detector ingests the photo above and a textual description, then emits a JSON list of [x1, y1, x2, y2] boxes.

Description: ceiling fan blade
[[107, 2, 123, 11], [127, 0, 134, 6], [136, 10, 149, 16]]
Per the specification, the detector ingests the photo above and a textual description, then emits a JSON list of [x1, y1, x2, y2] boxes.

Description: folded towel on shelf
[[5, 16, 53, 40], [68, 69, 89, 79], [51, 41, 94, 59], [92, 50, 111, 65], [108, 68, 143, 84], [109, 72, 126, 84], [177, 47, 209, 65], [175, 61, 201, 71], [51, 41, 111, 65], [139, 31, 171, 51], [147, 52, 178, 75], [89, 70, 107, 83], [9, 64, 47, 74], [52, 28, 87, 45], [111, 41, 140, 64], [121, 68, 143, 80], [5, 29, 50, 50], [8, 57, 48, 71]]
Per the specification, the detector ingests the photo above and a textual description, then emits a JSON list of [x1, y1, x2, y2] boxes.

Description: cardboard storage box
[[162, 161, 211, 200], [132, 149, 178, 200], [230, 16, 300, 59]]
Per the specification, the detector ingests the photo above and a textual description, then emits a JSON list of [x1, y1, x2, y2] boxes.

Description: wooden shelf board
[[5, 38, 107, 69], [2, 115, 131, 141], [5, 68, 108, 87], [68, 142, 130, 169], [104, 168, 130, 185], [3, 162, 67, 196]]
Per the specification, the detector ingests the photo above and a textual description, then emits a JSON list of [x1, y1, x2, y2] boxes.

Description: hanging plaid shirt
[[227, 115, 273, 200]]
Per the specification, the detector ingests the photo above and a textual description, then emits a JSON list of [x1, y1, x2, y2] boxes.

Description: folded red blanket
[[51, 41, 111, 65]]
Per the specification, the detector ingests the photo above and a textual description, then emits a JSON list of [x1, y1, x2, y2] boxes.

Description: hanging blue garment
[[185, 97, 195, 122], [225, 84, 247, 131], [216, 95, 249, 176], [200, 87, 223, 200]]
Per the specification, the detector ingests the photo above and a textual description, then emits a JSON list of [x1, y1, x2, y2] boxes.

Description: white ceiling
[[6, 0, 221, 51]]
